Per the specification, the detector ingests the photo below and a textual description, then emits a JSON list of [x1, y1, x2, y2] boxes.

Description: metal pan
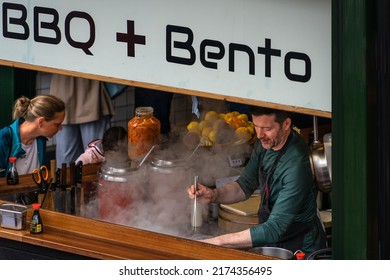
[[309, 116, 332, 193]]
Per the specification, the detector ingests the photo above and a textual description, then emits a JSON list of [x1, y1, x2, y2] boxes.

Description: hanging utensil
[[309, 116, 332, 193]]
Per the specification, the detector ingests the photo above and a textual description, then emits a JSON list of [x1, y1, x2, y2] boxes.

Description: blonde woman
[[0, 95, 65, 177]]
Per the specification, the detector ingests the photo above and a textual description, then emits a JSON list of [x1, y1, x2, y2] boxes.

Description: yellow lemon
[[246, 125, 255, 136], [202, 126, 213, 138], [208, 129, 217, 143], [237, 113, 249, 123], [204, 110, 219, 124], [235, 127, 252, 141], [231, 111, 240, 117], [224, 112, 233, 121], [199, 120, 210, 131], [202, 138, 213, 147], [231, 117, 244, 129], [187, 121, 200, 132], [212, 118, 226, 130]]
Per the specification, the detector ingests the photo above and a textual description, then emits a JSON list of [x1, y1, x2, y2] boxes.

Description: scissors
[[32, 165, 50, 193]]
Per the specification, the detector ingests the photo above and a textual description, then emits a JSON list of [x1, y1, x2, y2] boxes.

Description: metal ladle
[[191, 175, 202, 230], [187, 140, 202, 160], [136, 145, 156, 169]]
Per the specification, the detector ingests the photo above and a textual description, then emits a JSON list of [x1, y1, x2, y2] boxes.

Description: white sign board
[[0, 0, 331, 113]]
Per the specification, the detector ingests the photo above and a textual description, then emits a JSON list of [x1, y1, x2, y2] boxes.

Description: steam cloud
[[82, 141, 251, 239]]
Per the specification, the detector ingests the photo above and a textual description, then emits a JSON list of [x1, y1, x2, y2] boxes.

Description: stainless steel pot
[[309, 116, 332, 193], [97, 160, 147, 220], [249, 247, 294, 259]]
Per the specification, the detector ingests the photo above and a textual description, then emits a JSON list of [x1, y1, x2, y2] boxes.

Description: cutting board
[[219, 207, 258, 224], [220, 195, 260, 216]]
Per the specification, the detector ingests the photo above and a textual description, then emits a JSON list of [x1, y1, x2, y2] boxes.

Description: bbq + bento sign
[[0, 0, 331, 113]]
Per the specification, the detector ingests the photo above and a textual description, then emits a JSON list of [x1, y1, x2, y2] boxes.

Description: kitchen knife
[[69, 161, 76, 215], [43, 159, 57, 210], [75, 161, 83, 216], [53, 167, 62, 212], [61, 163, 68, 213]]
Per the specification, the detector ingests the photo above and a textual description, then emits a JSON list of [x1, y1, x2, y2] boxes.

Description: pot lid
[[99, 160, 138, 176]]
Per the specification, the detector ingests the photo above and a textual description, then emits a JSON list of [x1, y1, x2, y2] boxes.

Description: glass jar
[[128, 107, 161, 161]]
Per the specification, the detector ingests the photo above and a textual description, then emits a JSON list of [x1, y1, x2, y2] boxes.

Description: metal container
[[148, 153, 196, 198], [0, 203, 27, 230], [309, 116, 332, 193], [97, 160, 147, 221], [249, 247, 294, 259]]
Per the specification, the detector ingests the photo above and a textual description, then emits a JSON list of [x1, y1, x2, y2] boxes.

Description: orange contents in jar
[[128, 106, 160, 160]]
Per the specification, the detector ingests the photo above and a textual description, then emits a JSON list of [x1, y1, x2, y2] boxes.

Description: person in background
[[50, 74, 115, 167], [187, 106, 326, 253], [134, 87, 173, 141], [76, 126, 127, 165], [0, 95, 65, 178]]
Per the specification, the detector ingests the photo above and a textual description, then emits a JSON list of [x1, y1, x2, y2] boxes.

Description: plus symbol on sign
[[116, 20, 146, 57]]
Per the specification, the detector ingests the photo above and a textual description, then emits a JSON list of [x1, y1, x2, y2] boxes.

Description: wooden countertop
[[0, 163, 277, 260], [0, 202, 276, 260]]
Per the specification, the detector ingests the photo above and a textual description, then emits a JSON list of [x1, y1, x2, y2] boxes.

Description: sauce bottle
[[128, 106, 160, 161], [30, 203, 43, 234], [6, 157, 19, 185]]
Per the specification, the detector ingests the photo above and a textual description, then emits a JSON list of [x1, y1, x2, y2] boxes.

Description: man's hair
[[249, 106, 290, 125]]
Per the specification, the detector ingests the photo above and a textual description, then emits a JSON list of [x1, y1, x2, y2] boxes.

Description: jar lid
[[98, 160, 140, 182], [32, 203, 41, 210], [9, 157, 17, 163], [135, 106, 154, 115]]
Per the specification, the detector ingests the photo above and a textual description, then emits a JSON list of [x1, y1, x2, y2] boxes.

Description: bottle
[[30, 203, 43, 234], [6, 157, 19, 185], [128, 106, 161, 161]]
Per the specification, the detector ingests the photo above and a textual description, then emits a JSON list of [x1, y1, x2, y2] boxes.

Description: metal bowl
[[248, 247, 294, 259]]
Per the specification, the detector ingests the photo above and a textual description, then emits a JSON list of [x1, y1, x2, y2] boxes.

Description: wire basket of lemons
[[185, 110, 256, 147]]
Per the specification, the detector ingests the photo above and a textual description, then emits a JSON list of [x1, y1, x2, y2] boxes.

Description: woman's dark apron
[[257, 132, 314, 252]]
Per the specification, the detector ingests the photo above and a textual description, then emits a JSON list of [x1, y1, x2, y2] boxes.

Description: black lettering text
[[2, 2, 29, 40], [65, 11, 95, 55], [284, 51, 311, 82], [229, 43, 255, 75], [257, 38, 281, 77], [166, 25, 195, 65], [34, 6, 60, 44], [200, 39, 225, 69]]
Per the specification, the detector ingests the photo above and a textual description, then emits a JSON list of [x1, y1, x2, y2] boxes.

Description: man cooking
[[187, 106, 327, 253]]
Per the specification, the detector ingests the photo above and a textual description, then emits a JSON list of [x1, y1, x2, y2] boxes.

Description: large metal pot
[[249, 247, 294, 259], [97, 160, 147, 221], [148, 153, 196, 193], [309, 116, 332, 193]]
